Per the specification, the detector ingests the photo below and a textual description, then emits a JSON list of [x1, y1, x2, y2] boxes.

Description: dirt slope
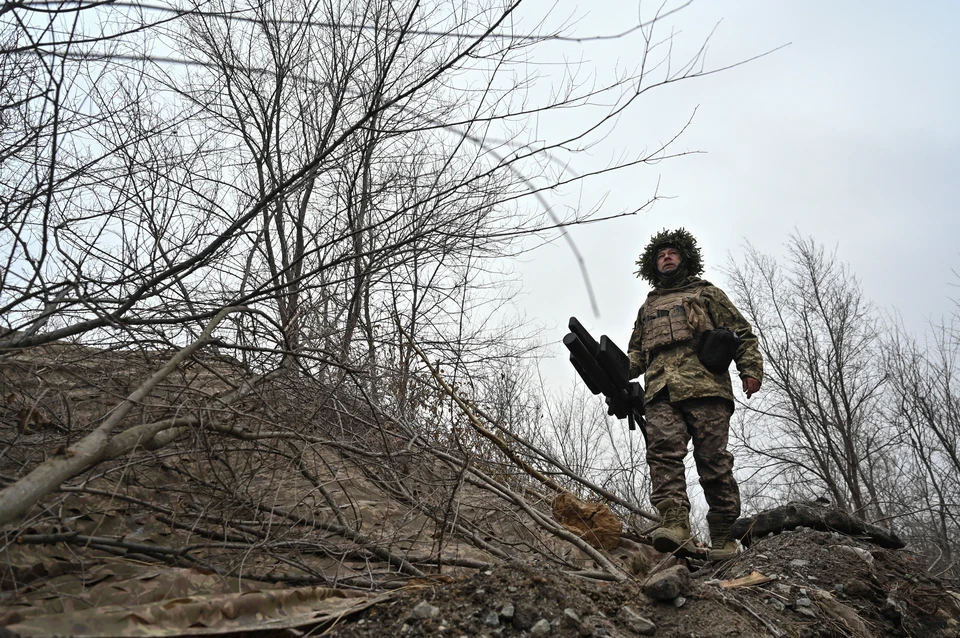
[[2, 344, 959, 637], [319, 526, 960, 638]]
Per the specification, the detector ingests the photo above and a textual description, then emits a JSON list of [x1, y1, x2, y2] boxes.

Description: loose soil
[[324, 528, 960, 638]]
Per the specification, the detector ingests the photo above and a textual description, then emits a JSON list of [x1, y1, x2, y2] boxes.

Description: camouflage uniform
[[628, 234, 763, 523]]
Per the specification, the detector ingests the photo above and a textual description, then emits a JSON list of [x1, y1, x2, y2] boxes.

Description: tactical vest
[[640, 284, 714, 362]]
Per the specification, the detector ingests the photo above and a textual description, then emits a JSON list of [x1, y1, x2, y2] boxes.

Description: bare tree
[[723, 234, 894, 521], [0, 0, 766, 591], [884, 313, 960, 577]]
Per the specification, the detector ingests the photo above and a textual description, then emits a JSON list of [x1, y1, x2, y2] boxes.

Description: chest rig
[[640, 284, 713, 361]]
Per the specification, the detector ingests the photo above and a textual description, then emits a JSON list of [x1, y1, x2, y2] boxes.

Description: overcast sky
[[507, 1, 959, 389]]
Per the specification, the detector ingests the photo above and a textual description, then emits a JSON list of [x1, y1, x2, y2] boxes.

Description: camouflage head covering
[[635, 228, 704, 284]]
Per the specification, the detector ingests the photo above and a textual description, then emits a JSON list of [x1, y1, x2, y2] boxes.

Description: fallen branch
[[0, 306, 252, 528], [468, 401, 656, 522], [464, 467, 628, 581]]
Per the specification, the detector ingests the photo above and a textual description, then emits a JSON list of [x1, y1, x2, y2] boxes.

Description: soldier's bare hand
[[741, 376, 761, 399]]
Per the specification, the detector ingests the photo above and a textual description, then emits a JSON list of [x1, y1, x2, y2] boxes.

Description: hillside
[[1, 343, 958, 637]]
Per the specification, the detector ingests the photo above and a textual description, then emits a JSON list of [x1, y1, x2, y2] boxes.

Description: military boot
[[651, 498, 692, 553], [706, 514, 741, 562]]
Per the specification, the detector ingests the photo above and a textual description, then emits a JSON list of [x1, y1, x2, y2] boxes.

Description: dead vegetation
[[2, 342, 960, 637]]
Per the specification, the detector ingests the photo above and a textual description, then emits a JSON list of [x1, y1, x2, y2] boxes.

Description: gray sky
[[510, 1, 960, 388]]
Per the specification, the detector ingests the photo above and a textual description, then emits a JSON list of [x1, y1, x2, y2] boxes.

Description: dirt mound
[[323, 527, 960, 638], [3, 345, 960, 637], [322, 560, 753, 638]]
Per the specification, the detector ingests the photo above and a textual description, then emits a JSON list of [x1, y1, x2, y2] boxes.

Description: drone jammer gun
[[563, 317, 646, 436]]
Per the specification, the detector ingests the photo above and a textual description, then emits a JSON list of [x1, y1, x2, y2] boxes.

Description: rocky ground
[[323, 527, 960, 638], [3, 346, 960, 637]]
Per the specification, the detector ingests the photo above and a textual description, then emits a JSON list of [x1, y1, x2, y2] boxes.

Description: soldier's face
[[656, 247, 681, 273]]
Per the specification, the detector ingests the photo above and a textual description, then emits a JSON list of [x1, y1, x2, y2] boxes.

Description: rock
[[796, 606, 818, 618], [582, 615, 609, 637], [499, 603, 515, 620], [563, 608, 581, 627], [883, 595, 906, 620], [811, 589, 872, 638], [484, 611, 500, 627], [674, 596, 686, 608], [844, 579, 873, 599], [409, 601, 439, 620], [552, 491, 622, 550], [790, 559, 810, 568], [531, 619, 551, 636], [796, 597, 812, 607], [617, 605, 656, 635], [642, 564, 691, 601], [831, 544, 875, 567], [512, 605, 538, 630]]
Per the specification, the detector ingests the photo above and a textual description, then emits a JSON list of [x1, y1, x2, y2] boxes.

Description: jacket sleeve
[[627, 305, 646, 379], [702, 286, 764, 382]]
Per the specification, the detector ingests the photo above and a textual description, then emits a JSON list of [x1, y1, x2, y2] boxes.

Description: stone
[[552, 491, 622, 550], [790, 559, 810, 568], [617, 606, 656, 635], [531, 619, 552, 636], [843, 579, 872, 598], [512, 606, 538, 630], [409, 601, 439, 620], [796, 597, 812, 607], [582, 615, 609, 637], [484, 612, 500, 627], [499, 603, 515, 620], [563, 608, 581, 626], [642, 564, 692, 601], [810, 589, 871, 636], [796, 606, 817, 618]]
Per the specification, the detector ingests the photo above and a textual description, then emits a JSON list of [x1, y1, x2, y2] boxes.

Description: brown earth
[[2, 343, 959, 637], [319, 527, 960, 638]]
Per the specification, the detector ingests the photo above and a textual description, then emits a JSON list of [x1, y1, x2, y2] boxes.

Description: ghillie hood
[[635, 228, 704, 285]]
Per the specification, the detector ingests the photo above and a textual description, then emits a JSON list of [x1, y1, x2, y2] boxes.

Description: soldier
[[627, 228, 763, 561]]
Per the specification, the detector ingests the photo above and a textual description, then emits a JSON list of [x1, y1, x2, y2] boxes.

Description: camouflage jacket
[[627, 278, 763, 405]]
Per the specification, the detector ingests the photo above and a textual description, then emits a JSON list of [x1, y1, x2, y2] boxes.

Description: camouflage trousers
[[645, 396, 740, 520]]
